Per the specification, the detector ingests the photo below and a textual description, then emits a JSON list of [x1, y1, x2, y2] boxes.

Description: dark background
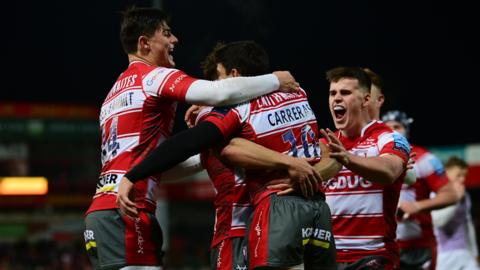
[[7, 0, 477, 146]]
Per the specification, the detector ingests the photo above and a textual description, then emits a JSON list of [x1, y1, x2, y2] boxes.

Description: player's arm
[[160, 154, 204, 182], [321, 129, 407, 184], [185, 71, 298, 106], [126, 122, 222, 183], [149, 69, 299, 106], [117, 121, 224, 217], [220, 138, 338, 197], [221, 138, 340, 180], [400, 161, 460, 215], [415, 182, 459, 211], [431, 203, 458, 228]]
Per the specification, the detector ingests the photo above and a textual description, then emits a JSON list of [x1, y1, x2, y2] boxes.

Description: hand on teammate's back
[[266, 157, 323, 197]]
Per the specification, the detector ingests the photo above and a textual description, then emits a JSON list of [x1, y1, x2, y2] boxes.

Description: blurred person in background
[[382, 110, 459, 270], [432, 156, 480, 270], [83, 6, 300, 270]]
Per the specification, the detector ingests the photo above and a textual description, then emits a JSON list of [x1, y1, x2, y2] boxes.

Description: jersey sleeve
[[377, 131, 411, 164], [142, 67, 198, 101], [203, 102, 250, 140], [415, 153, 449, 191]]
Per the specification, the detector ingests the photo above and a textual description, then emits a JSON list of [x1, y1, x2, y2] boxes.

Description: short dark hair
[[444, 156, 468, 169], [120, 7, 169, 54], [326, 67, 371, 92], [202, 41, 270, 79], [363, 68, 383, 93]]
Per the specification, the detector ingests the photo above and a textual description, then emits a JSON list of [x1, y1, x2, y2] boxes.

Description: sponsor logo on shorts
[[302, 227, 332, 248], [216, 240, 225, 268], [254, 210, 263, 258], [236, 265, 247, 270], [84, 230, 96, 251], [134, 218, 145, 254]]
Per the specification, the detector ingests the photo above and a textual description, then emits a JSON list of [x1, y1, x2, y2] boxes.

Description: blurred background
[[2, 0, 478, 269]]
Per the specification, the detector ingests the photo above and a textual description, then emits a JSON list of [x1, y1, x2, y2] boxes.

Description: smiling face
[[329, 78, 371, 137], [145, 22, 178, 67]]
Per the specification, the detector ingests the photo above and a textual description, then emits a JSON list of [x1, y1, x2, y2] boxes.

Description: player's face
[[385, 120, 407, 137], [329, 78, 370, 133], [148, 22, 178, 67], [446, 166, 468, 184], [367, 85, 384, 120]]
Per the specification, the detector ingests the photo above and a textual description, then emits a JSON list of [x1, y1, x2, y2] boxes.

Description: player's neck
[[128, 54, 156, 66]]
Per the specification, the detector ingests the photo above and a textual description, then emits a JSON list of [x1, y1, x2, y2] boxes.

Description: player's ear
[[363, 92, 371, 107], [138, 36, 150, 52], [378, 94, 385, 107]]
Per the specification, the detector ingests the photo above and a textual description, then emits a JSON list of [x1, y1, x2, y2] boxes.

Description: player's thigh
[[84, 209, 164, 269], [211, 237, 247, 270], [304, 199, 337, 270], [84, 209, 127, 269], [248, 194, 320, 269]]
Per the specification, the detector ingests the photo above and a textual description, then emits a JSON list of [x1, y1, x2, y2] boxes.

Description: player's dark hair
[[444, 156, 468, 170], [202, 41, 270, 79], [120, 7, 169, 54], [326, 67, 371, 92]]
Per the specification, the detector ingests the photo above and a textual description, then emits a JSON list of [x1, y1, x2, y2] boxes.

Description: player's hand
[[273, 71, 300, 93], [320, 128, 350, 166], [407, 151, 416, 170], [286, 157, 323, 197], [116, 177, 138, 218], [184, 105, 203, 128], [265, 178, 296, 196], [398, 201, 421, 219]]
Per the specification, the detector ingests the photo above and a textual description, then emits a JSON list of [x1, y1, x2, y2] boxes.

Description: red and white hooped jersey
[[196, 107, 252, 248], [397, 144, 449, 248], [86, 61, 197, 215], [322, 121, 410, 263], [201, 148, 251, 249], [204, 89, 321, 206]]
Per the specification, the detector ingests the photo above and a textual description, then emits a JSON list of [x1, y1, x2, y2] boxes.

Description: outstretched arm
[[399, 181, 459, 216], [185, 71, 299, 106], [117, 121, 223, 218]]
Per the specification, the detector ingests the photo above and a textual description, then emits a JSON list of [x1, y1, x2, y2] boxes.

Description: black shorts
[[84, 209, 163, 269], [246, 193, 336, 269]]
